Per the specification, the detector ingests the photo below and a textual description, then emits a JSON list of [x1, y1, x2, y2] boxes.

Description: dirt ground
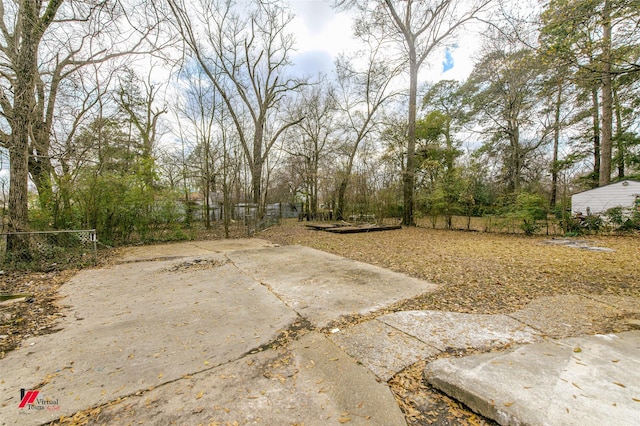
[[2, 221, 639, 425]]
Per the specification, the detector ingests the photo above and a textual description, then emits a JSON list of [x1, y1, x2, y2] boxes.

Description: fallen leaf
[[196, 391, 204, 399]]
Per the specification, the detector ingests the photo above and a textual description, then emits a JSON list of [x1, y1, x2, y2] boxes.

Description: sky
[[287, 0, 480, 82]]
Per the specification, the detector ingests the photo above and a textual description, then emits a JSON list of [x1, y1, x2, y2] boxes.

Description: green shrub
[[512, 192, 547, 235], [603, 207, 639, 233]]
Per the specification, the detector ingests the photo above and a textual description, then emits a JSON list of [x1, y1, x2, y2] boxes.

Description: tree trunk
[[29, 157, 54, 214], [8, 137, 30, 233], [6, 0, 63, 245], [31, 83, 55, 219], [311, 150, 319, 214], [550, 81, 562, 209], [7, 77, 33, 254], [591, 86, 601, 184], [252, 123, 264, 207], [8, 1, 40, 251], [509, 118, 521, 193], [402, 47, 418, 226], [336, 178, 348, 221], [613, 86, 624, 179], [599, 0, 613, 187]]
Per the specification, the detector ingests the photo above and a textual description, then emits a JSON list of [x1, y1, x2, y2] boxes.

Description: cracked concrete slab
[[116, 238, 278, 263], [425, 331, 640, 426], [227, 245, 438, 328], [4, 237, 636, 426], [54, 332, 406, 426], [379, 310, 541, 352], [329, 319, 440, 381], [589, 294, 640, 313], [509, 295, 627, 338], [0, 255, 297, 425]]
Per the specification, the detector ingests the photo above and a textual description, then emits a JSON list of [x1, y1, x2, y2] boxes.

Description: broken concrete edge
[[424, 358, 518, 426], [423, 332, 640, 426], [247, 316, 316, 355], [319, 291, 443, 333]]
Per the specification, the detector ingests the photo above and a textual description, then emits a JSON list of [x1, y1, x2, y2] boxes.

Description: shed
[[571, 180, 640, 216]]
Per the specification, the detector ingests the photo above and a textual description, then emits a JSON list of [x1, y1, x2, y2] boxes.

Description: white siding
[[571, 180, 640, 215]]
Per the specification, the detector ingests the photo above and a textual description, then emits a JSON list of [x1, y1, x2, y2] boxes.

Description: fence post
[[91, 230, 98, 266]]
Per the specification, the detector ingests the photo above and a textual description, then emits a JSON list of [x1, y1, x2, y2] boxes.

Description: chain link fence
[[0, 230, 97, 272]]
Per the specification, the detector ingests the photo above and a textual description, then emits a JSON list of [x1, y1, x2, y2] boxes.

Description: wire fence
[[0, 230, 97, 272]]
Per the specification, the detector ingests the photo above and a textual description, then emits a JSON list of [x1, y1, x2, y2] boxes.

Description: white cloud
[[289, 0, 361, 76], [288, 0, 478, 83]]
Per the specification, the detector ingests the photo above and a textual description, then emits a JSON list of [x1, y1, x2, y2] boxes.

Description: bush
[[583, 214, 603, 232], [520, 219, 542, 236], [512, 192, 547, 235], [603, 207, 639, 233]]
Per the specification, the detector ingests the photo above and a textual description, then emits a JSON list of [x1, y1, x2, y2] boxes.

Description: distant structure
[[571, 180, 640, 216]]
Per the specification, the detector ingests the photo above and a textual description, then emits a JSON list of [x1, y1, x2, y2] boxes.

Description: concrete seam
[[223, 253, 308, 320], [505, 312, 548, 337], [376, 317, 443, 353]]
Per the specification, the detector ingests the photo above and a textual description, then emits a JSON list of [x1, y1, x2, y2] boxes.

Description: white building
[[571, 180, 640, 216]]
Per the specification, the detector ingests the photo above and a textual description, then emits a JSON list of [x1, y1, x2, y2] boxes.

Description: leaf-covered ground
[[0, 270, 75, 359], [3, 223, 638, 425], [261, 221, 640, 315], [261, 221, 640, 426]]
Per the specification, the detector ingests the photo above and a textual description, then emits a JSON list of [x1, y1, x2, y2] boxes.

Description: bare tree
[[337, 0, 492, 225], [167, 0, 305, 210], [0, 0, 164, 238], [51, 63, 116, 227], [0, 0, 63, 236], [285, 83, 337, 218], [175, 64, 222, 229], [333, 36, 401, 221]]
